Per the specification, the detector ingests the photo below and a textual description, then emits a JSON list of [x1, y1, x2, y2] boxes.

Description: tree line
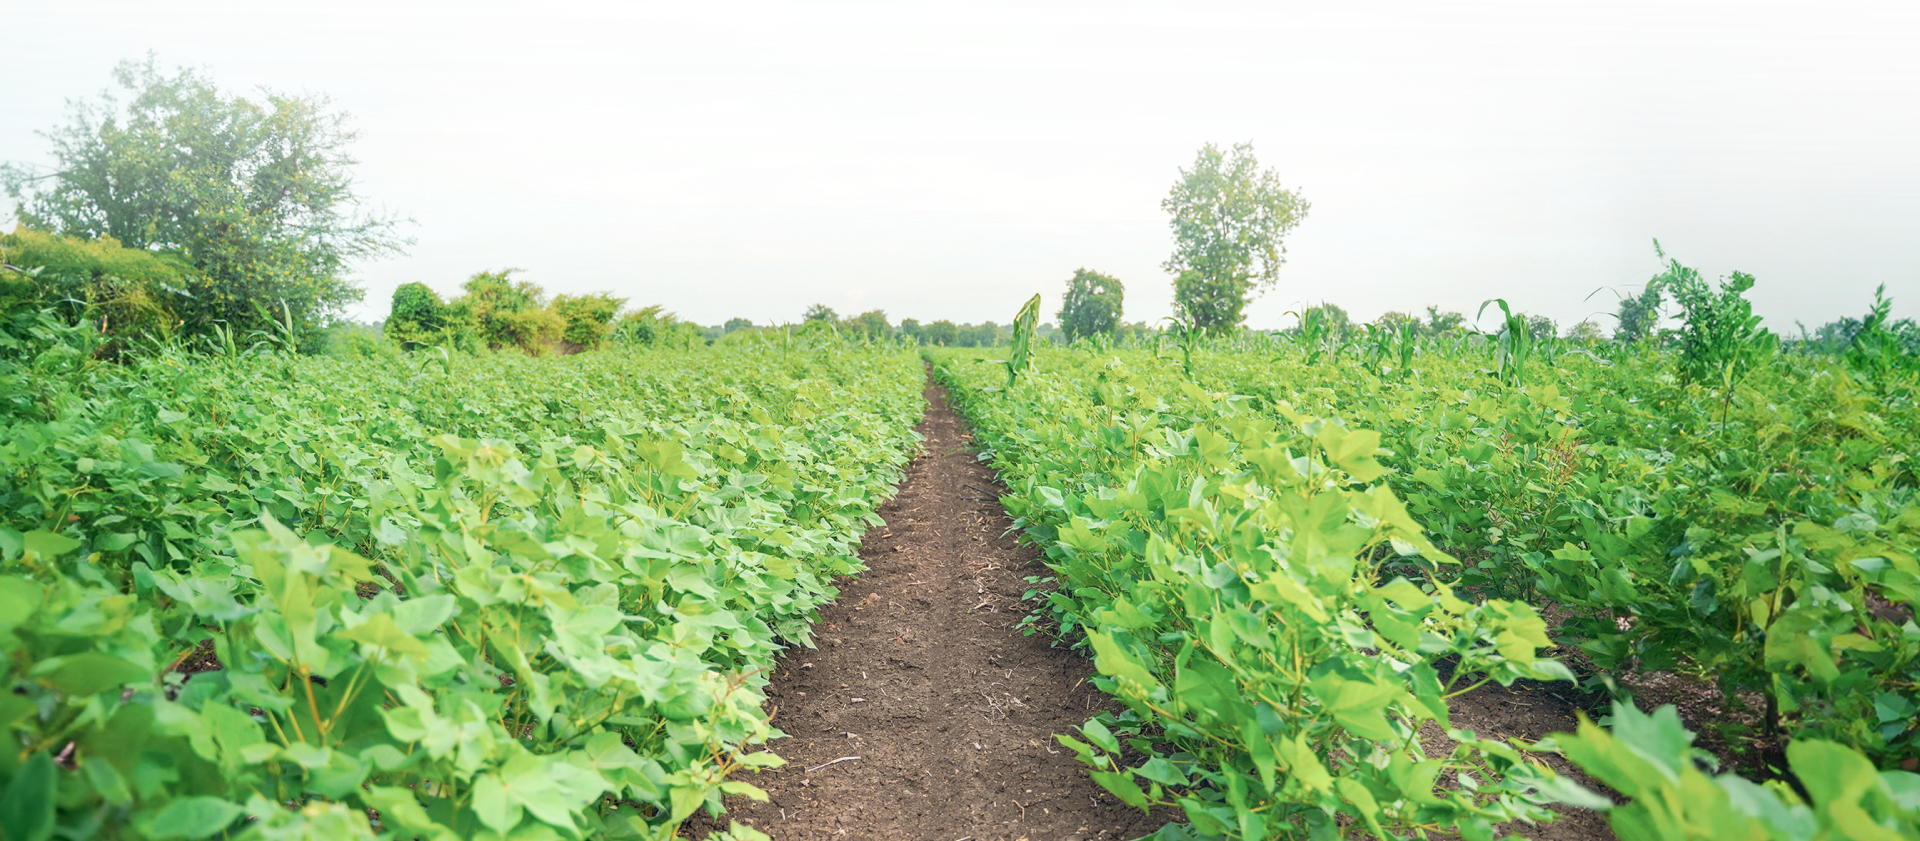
[[2, 57, 1910, 368]]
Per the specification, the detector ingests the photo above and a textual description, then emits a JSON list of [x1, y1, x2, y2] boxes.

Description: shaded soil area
[[689, 379, 1171, 840], [1426, 666, 1615, 840]]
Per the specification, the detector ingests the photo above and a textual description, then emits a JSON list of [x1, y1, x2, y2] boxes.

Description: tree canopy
[[1057, 268, 1124, 341], [1, 57, 408, 347], [843, 309, 890, 338], [383, 271, 629, 356], [1162, 142, 1309, 331], [803, 304, 838, 323]]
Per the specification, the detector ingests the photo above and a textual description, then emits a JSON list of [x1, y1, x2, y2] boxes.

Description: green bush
[[551, 292, 625, 349], [1, 228, 193, 352], [383, 282, 447, 349]]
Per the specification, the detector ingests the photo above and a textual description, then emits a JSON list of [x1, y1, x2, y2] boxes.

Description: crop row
[[933, 341, 1920, 840], [1187, 334, 1920, 767], [0, 323, 924, 841]]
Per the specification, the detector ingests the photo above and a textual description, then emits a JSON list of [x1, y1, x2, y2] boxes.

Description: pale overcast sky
[[3, 0, 1915, 332]]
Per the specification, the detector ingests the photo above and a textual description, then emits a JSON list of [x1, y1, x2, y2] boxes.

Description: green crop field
[[5, 36, 1919, 841], [0, 319, 925, 840], [929, 318, 1920, 840], [4, 275, 1920, 840]]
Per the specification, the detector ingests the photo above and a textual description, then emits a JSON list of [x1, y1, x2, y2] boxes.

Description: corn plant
[[1284, 307, 1331, 366], [1474, 298, 1532, 384], [1004, 293, 1042, 389]]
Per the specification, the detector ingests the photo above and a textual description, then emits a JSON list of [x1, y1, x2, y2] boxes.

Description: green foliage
[[842, 309, 890, 339], [0, 228, 190, 350], [614, 305, 704, 350], [1163, 143, 1309, 331], [1286, 305, 1335, 366], [1, 57, 408, 348], [1004, 294, 1041, 389], [1424, 306, 1465, 335], [1564, 319, 1607, 344], [919, 319, 957, 346], [1661, 259, 1777, 389], [383, 282, 446, 349], [1614, 283, 1666, 342], [385, 276, 630, 356], [802, 304, 836, 323], [936, 345, 1575, 839], [1475, 298, 1535, 385], [1058, 269, 1125, 342], [0, 333, 923, 839], [1526, 314, 1557, 342], [1213, 322, 1919, 768], [550, 292, 626, 349], [1841, 285, 1919, 380], [932, 328, 1920, 837], [897, 319, 1009, 347], [1534, 702, 1920, 840]]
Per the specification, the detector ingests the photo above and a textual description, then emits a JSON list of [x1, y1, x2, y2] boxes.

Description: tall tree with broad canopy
[[1056, 268, 1124, 341], [1, 57, 408, 348], [1162, 142, 1309, 331], [844, 309, 890, 338]]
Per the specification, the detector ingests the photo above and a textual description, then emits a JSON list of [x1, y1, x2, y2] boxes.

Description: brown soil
[[688, 379, 1172, 840], [1428, 667, 1616, 840]]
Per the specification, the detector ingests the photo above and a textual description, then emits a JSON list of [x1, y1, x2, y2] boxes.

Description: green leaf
[[1091, 770, 1152, 810], [1137, 757, 1190, 787], [339, 612, 433, 661], [469, 773, 523, 833], [1275, 734, 1332, 794], [1786, 739, 1878, 811], [21, 530, 81, 561], [1316, 425, 1385, 483], [1309, 673, 1400, 742], [31, 653, 151, 695], [719, 780, 770, 801], [1086, 630, 1160, 691], [148, 796, 246, 840], [1530, 772, 1615, 811], [0, 752, 56, 841], [0, 576, 46, 635], [1083, 718, 1121, 753]]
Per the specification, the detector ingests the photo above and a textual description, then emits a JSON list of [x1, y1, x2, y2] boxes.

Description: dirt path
[[691, 379, 1169, 841], [691, 375, 1616, 841]]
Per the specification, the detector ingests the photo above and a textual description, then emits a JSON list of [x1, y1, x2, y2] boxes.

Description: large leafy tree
[[844, 309, 890, 338], [1057, 268, 1124, 341], [1, 57, 407, 346], [802, 304, 838, 323], [1162, 142, 1309, 331]]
